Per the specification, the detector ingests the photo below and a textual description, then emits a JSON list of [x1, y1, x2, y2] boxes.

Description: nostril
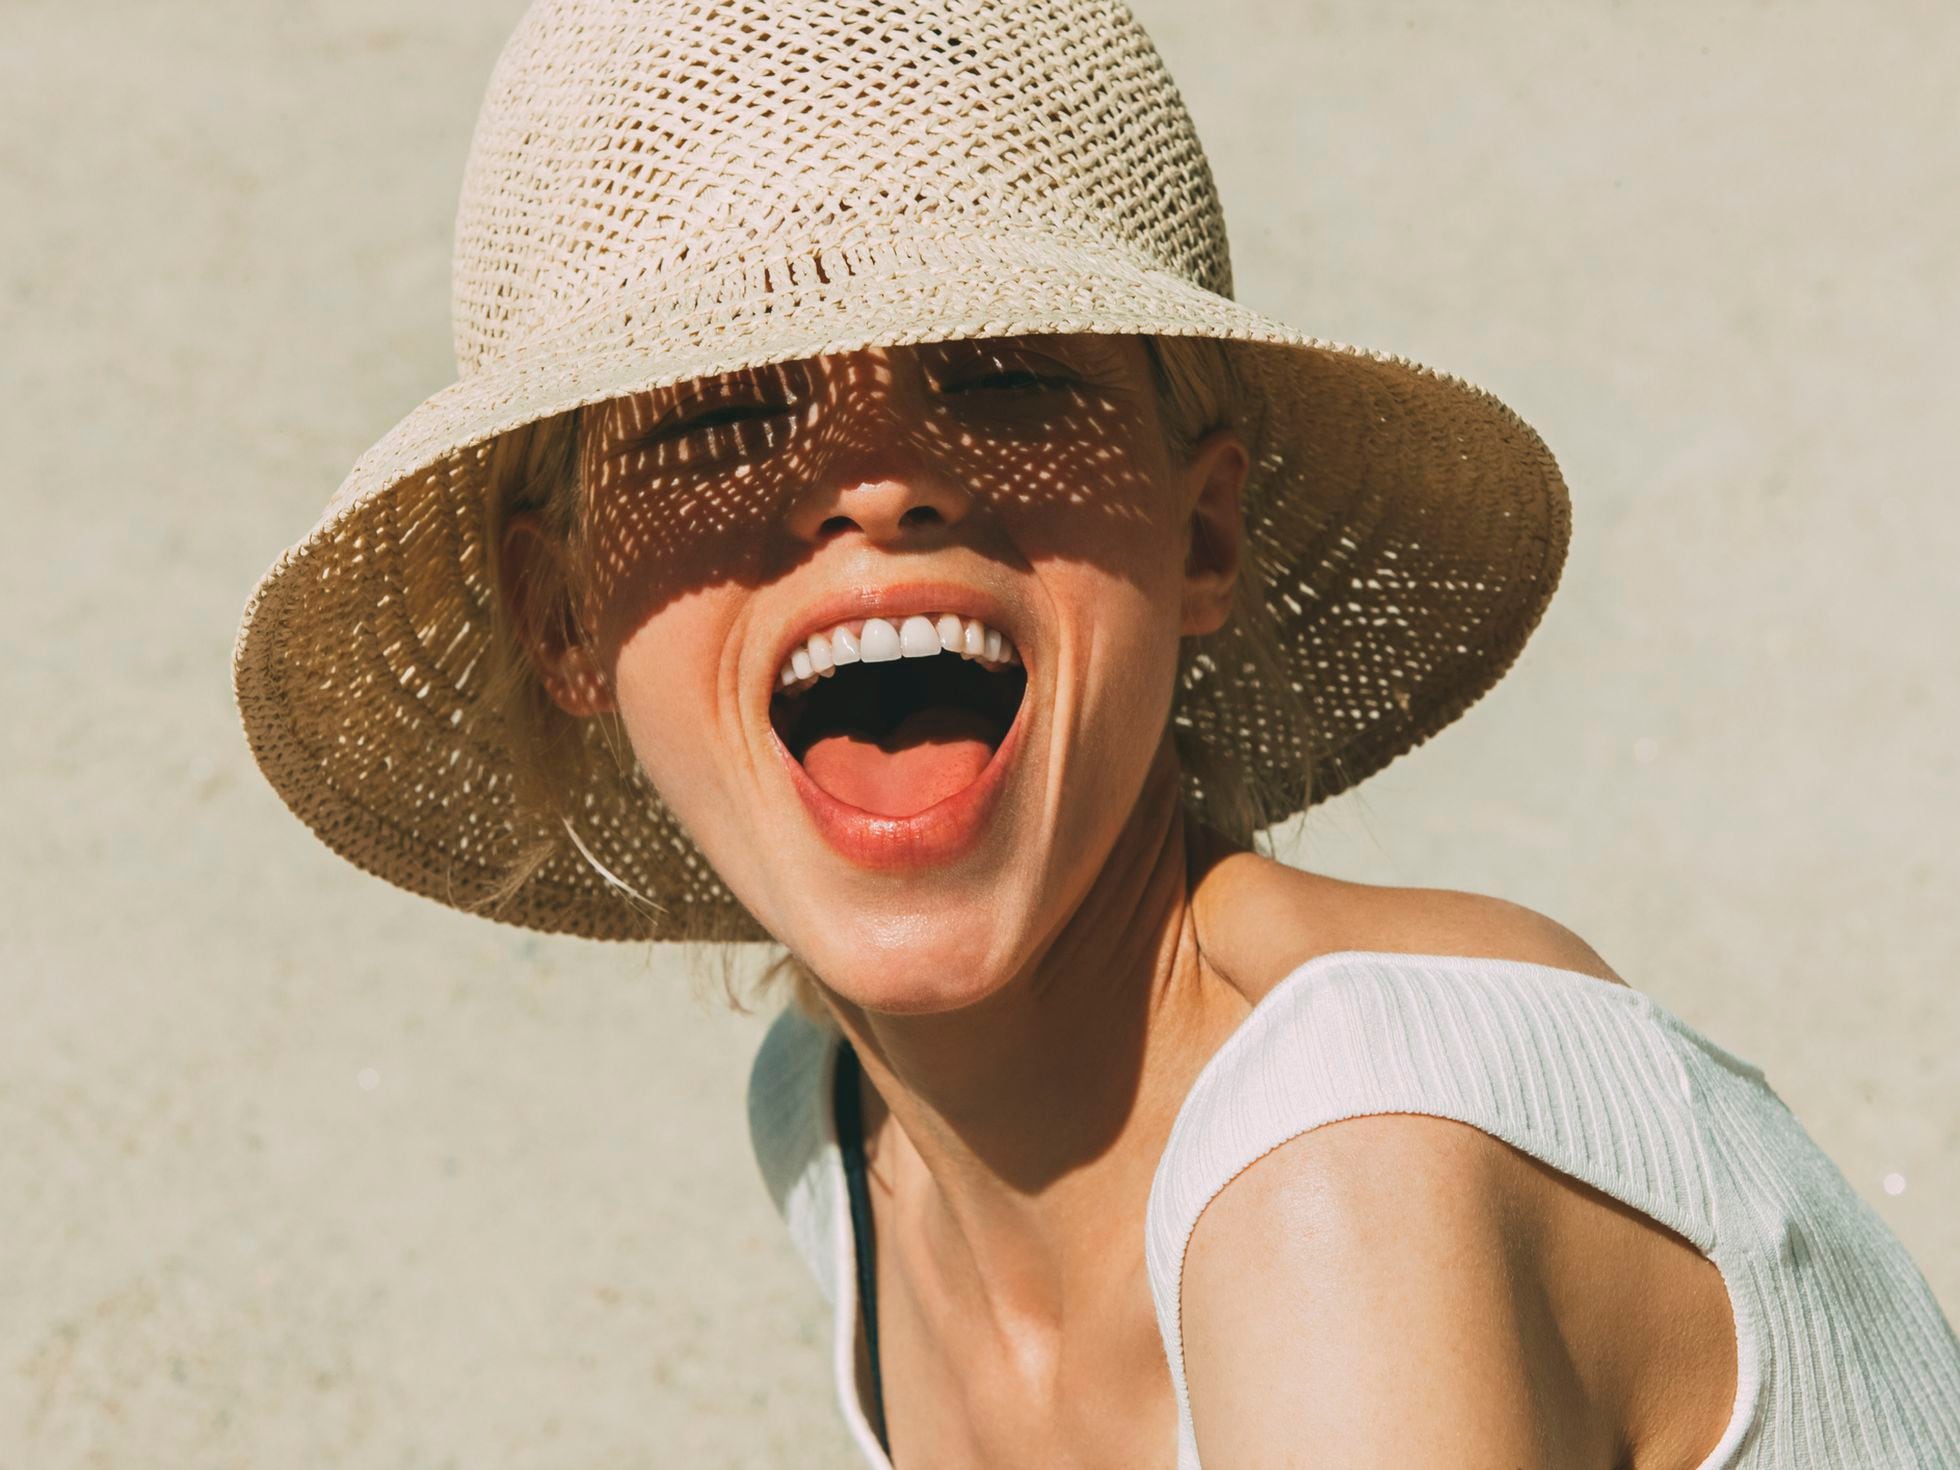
[[817, 514, 855, 539], [899, 505, 942, 528]]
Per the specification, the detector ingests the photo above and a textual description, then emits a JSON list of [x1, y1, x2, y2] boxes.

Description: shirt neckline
[[813, 947, 1671, 1470]]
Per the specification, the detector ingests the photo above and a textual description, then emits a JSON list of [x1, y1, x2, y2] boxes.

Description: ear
[[498, 511, 616, 717], [1180, 425, 1249, 638]]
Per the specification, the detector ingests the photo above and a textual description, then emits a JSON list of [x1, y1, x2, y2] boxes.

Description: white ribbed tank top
[[745, 951, 1960, 1468]]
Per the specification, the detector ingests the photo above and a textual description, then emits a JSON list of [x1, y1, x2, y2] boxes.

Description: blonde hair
[[476, 335, 1315, 1018]]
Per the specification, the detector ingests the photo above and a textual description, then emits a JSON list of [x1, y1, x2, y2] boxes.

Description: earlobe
[[498, 512, 617, 717], [1180, 427, 1249, 638], [545, 643, 616, 718]]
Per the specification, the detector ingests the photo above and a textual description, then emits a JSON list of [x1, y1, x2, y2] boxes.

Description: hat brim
[[232, 227, 1568, 941]]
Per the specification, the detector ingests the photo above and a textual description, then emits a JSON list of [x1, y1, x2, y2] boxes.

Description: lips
[[763, 587, 1031, 869], [771, 683, 1029, 870]]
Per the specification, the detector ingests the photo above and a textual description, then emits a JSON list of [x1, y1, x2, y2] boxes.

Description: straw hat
[[231, 0, 1569, 943]]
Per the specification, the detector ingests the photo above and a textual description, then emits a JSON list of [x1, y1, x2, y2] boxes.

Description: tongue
[[800, 706, 1001, 818]]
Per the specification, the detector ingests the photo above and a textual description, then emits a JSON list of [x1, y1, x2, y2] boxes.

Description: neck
[[821, 737, 1253, 1330]]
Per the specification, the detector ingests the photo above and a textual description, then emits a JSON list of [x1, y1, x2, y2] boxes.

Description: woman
[[233, 1, 1960, 1465]]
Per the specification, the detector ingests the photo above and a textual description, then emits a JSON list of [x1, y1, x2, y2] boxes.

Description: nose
[[782, 370, 973, 547], [787, 468, 972, 546]]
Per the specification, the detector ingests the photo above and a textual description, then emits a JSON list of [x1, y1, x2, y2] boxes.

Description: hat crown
[[450, 0, 1235, 375]]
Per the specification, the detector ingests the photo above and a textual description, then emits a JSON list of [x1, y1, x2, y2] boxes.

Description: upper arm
[[1180, 1113, 1621, 1470]]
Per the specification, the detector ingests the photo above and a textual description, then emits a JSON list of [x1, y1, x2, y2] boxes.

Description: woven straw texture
[[231, 0, 1569, 943]]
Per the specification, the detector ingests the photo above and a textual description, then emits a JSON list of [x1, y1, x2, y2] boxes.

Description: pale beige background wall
[[4, 0, 1953, 1464]]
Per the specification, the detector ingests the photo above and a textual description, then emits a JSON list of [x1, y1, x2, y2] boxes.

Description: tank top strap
[[1144, 949, 1724, 1469]]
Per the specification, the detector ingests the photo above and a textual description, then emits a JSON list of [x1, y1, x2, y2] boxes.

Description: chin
[[787, 902, 1021, 1016]]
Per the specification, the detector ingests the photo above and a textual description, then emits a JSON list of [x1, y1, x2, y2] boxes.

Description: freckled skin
[[496, 336, 1735, 1467], [497, 334, 1259, 1465], [509, 332, 1248, 1011]]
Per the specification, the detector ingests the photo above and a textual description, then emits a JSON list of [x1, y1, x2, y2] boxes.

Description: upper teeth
[[776, 613, 1019, 693]]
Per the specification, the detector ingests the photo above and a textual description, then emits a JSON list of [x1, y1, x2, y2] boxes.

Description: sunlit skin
[[514, 333, 1244, 1000], [497, 333, 1735, 1465], [502, 334, 1251, 1004], [501, 330, 1274, 1449]]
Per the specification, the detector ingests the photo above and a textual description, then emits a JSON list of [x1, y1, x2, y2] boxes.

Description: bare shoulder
[[1180, 1107, 1623, 1466], [1180, 1105, 1736, 1469], [1190, 843, 1628, 1004], [1179, 856, 1737, 1468]]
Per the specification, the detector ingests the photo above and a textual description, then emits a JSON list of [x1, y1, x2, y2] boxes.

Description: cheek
[[1038, 552, 1188, 820], [582, 497, 777, 660], [606, 595, 742, 825], [1004, 445, 1194, 761], [1063, 567, 1187, 768], [1003, 430, 1190, 607], [1019, 470, 1193, 691]]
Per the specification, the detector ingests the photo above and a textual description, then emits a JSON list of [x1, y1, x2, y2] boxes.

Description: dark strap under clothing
[[834, 1040, 891, 1456]]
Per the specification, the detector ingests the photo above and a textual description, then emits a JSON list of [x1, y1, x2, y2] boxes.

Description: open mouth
[[769, 622, 1029, 820]]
